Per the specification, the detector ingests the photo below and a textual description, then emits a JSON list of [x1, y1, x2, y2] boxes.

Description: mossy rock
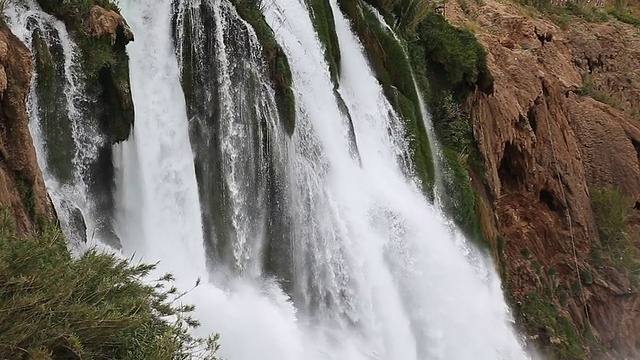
[[31, 28, 76, 183], [308, 0, 341, 85], [339, 0, 436, 194], [413, 13, 494, 100], [36, 0, 134, 143], [232, 0, 296, 134], [519, 292, 586, 359]]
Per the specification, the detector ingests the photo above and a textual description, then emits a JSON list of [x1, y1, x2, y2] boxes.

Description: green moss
[[35, 0, 134, 143], [590, 186, 640, 285], [15, 179, 35, 219], [520, 292, 585, 359], [309, 0, 341, 84], [232, 0, 296, 134], [413, 13, 494, 99], [441, 147, 483, 241], [339, 1, 435, 193], [31, 29, 76, 183], [580, 270, 594, 285]]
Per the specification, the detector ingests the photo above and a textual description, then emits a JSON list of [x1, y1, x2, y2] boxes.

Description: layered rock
[[447, 1, 640, 357], [0, 25, 53, 236]]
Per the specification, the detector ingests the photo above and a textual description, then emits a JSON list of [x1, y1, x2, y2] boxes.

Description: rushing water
[[6, 0, 117, 252], [10, 0, 534, 358]]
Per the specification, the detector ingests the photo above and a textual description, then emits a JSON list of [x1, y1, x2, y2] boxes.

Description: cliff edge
[[0, 23, 53, 236], [447, 1, 640, 357]]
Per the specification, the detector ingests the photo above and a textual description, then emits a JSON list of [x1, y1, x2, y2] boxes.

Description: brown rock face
[[0, 26, 54, 235], [87, 5, 134, 45], [448, 1, 640, 358]]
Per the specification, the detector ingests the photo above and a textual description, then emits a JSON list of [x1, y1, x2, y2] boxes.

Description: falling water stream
[[9, 0, 534, 358]]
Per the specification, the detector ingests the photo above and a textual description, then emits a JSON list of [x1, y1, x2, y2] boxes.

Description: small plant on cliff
[[0, 207, 220, 360], [591, 187, 631, 245], [412, 12, 494, 101], [590, 187, 640, 283]]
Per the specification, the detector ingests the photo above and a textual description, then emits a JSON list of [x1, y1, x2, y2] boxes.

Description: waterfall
[[261, 1, 531, 358], [6, 0, 118, 252], [172, 0, 288, 278], [114, 0, 207, 280], [10, 0, 535, 358]]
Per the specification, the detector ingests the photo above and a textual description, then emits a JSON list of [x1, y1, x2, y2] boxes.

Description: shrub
[[520, 292, 585, 359], [363, 0, 434, 34], [590, 186, 640, 284], [0, 207, 219, 360], [591, 187, 631, 245], [414, 13, 494, 99]]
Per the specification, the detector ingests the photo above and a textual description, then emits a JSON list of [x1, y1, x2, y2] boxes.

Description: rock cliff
[[447, 1, 640, 357], [0, 24, 53, 236]]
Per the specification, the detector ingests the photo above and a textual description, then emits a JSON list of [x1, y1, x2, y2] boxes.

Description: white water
[[114, 0, 206, 281], [7, 0, 111, 253], [12, 0, 534, 358], [267, 0, 531, 359]]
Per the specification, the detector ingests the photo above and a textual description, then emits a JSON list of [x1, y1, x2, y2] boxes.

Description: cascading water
[[6, 0, 117, 252], [113, 0, 207, 280], [172, 0, 288, 278], [11, 0, 537, 358]]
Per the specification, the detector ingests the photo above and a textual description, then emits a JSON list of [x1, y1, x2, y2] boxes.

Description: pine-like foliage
[[0, 208, 219, 360]]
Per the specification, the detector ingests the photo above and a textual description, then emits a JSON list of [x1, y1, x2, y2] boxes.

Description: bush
[[590, 187, 640, 284], [0, 208, 219, 360], [520, 292, 585, 359], [414, 13, 494, 99], [591, 187, 631, 245], [363, 0, 434, 34]]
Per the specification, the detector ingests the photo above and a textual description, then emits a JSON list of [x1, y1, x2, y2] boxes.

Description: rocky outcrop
[[87, 5, 134, 46], [447, 1, 640, 358], [36, 1, 135, 143], [0, 25, 54, 236]]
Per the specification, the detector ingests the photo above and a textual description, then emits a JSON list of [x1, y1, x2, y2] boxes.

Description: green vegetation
[[590, 187, 640, 284], [35, 0, 134, 143], [37, 0, 122, 76], [309, 0, 342, 84], [339, 0, 493, 240], [520, 292, 585, 359], [15, 179, 36, 219], [412, 13, 494, 99], [441, 148, 483, 240], [362, 0, 434, 33], [232, 0, 296, 134], [408, 12, 492, 241], [0, 207, 220, 359], [517, 0, 640, 29]]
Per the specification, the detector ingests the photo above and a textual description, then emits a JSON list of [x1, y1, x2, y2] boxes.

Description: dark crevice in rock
[[528, 106, 538, 134], [539, 188, 560, 212], [586, 55, 605, 74], [499, 142, 527, 191], [534, 27, 553, 46], [631, 138, 640, 170]]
